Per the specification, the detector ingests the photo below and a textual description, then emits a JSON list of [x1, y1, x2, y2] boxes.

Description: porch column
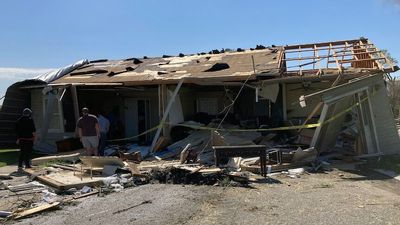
[[70, 85, 80, 123], [151, 79, 184, 152]]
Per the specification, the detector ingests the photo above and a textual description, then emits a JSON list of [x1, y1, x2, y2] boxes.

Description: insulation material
[[167, 90, 184, 125], [258, 84, 279, 103]]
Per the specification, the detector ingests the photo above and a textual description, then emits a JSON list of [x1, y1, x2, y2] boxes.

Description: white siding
[[370, 80, 400, 154]]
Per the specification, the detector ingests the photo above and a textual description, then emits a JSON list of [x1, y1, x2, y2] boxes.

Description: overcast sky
[[0, 0, 399, 103]]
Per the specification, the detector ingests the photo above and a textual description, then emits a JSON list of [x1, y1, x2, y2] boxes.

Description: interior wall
[[179, 86, 228, 120], [286, 80, 333, 119], [77, 87, 159, 140]]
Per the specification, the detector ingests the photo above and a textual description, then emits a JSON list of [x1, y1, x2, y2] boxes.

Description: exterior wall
[[369, 80, 400, 154]]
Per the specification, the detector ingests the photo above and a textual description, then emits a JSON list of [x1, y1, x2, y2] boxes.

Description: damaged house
[[0, 38, 399, 167]]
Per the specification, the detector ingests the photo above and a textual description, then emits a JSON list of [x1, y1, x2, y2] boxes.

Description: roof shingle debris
[[52, 46, 281, 85]]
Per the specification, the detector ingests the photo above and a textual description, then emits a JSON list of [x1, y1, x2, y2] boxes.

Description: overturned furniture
[[213, 145, 267, 176]]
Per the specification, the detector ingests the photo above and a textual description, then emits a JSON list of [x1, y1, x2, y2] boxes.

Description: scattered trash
[[287, 168, 305, 178], [80, 186, 92, 194], [102, 165, 120, 176], [42, 190, 59, 203], [0, 211, 12, 218]]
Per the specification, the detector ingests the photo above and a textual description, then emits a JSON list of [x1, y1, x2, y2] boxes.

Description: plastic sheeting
[[34, 59, 89, 83]]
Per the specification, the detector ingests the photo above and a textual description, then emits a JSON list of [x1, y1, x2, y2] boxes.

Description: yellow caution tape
[[162, 122, 321, 132], [108, 94, 371, 142], [108, 124, 162, 142]]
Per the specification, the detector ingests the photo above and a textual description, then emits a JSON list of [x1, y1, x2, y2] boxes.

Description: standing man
[[77, 107, 100, 156], [15, 108, 36, 170], [97, 110, 110, 156]]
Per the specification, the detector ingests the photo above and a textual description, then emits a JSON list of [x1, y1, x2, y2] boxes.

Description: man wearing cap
[[15, 108, 36, 170], [77, 107, 100, 156]]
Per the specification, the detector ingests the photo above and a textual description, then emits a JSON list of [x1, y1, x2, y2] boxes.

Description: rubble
[[0, 118, 376, 221]]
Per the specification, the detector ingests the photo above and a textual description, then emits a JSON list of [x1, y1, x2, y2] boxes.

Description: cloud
[[0, 67, 55, 104], [0, 67, 55, 81], [385, 0, 400, 7]]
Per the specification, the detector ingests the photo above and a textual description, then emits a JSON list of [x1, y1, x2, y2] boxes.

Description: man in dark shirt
[[77, 107, 100, 156], [15, 108, 36, 170]]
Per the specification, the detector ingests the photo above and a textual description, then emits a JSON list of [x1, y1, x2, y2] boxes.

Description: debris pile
[[0, 118, 360, 222], [149, 166, 226, 185], [335, 112, 359, 152]]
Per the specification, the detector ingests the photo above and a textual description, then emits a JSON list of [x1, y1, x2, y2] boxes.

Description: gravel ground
[[7, 165, 400, 225]]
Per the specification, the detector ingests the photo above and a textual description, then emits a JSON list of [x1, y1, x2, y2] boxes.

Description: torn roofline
[[47, 71, 386, 88], [46, 38, 398, 87], [280, 38, 399, 75], [283, 38, 368, 50]]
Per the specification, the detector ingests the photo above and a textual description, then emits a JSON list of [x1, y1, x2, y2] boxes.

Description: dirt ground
[[4, 162, 400, 225]]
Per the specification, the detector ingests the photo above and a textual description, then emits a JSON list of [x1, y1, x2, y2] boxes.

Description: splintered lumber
[[73, 190, 99, 199], [63, 190, 100, 203], [153, 136, 169, 152], [24, 169, 104, 191], [13, 202, 60, 219], [179, 143, 191, 164], [124, 161, 148, 178], [79, 156, 125, 168], [112, 200, 152, 215], [241, 162, 305, 174], [31, 150, 83, 166], [8, 183, 45, 192], [49, 163, 80, 172]]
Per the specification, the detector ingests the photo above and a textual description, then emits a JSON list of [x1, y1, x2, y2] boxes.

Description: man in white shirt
[[97, 110, 110, 156]]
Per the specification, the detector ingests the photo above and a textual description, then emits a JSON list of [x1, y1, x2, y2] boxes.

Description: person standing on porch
[[77, 107, 100, 156], [15, 108, 36, 170], [97, 110, 110, 156]]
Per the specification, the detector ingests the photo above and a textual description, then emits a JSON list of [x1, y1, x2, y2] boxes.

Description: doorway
[[125, 99, 151, 143]]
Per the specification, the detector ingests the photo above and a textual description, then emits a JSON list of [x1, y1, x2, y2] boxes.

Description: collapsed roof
[[50, 38, 398, 86]]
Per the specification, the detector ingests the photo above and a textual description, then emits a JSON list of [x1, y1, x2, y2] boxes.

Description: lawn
[[0, 149, 19, 167]]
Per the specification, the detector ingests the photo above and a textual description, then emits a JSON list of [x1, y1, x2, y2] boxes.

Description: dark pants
[[99, 132, 107, 156], [18, 140, 33, 168]]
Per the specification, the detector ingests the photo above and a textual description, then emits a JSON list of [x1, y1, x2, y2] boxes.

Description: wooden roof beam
[[284, 38, 368, 50]]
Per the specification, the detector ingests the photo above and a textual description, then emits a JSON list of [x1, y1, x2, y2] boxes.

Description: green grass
[[0, 149, 45, 167], [0, 149, 19, 167], [367, 155, 400, 174]]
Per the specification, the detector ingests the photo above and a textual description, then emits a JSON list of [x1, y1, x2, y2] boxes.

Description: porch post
[[70, 85, 80, 122], [150, 79, 184, 152]]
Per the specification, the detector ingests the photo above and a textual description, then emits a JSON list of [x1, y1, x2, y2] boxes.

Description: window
[[197, 98, 218, 115]]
